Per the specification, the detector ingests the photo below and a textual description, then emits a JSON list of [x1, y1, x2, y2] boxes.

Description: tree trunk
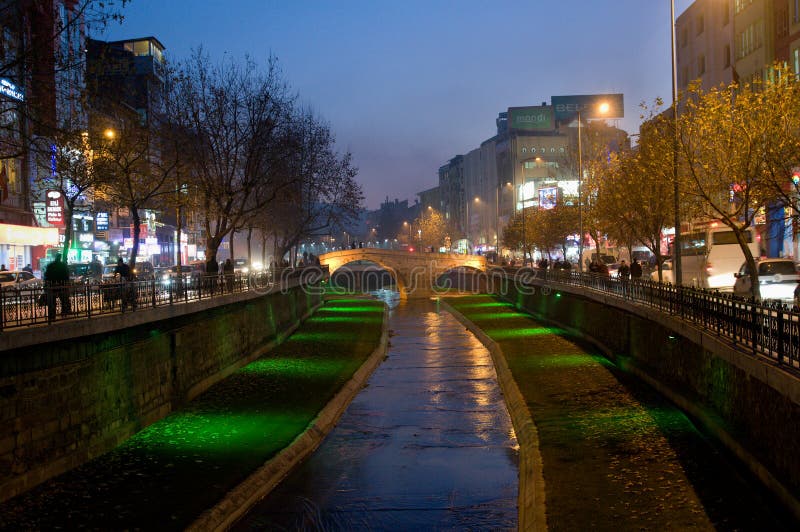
[[130, 206, 141, 267], [229, 230, 235, 261], [247, 226, 253, 266], [61, 202, 75, 260]]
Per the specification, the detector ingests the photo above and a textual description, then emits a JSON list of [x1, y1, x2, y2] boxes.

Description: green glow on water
[[485, 327, 565, 339], [515, 353, 602, 369], [239, 356, 347, 378], [131, 411, 308, 454], [566, 406, 695, 439], [452, 301, 511, 309], [308, 316, 382, 324], [326, 298, 371, 304], [320, 305, 382, 313], [467, 311, 524, 321], [290, 331, 357, 342]]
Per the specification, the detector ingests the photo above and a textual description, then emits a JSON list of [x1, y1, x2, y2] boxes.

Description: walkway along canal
[[235, 298, 519, 530]]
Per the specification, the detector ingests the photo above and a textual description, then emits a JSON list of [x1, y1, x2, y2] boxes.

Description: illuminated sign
[[508, 106, 554, 131], [45, 190, 64, 227], [539, 186, 559, 209], [0, 78, 24, 102], [95, 212, 109, 230], [551, 94, 624, 121]]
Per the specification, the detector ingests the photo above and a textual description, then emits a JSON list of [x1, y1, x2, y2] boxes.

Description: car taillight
[[705, 262, 713, 273]]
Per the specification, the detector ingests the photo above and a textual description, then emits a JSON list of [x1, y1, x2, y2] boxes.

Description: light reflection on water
[[235, 297, 518, 531]]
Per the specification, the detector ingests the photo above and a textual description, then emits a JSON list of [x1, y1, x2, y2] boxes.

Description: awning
[[0, 223, 59, 246]]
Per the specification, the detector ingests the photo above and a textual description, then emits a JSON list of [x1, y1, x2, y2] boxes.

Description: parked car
[[132, 261, 155, 281], [650, 260, 674, 283], [0, 271, 41, 291], [160, 262, 205, 287], [733, 258, 800, 303], [68, 262, 103, 284]]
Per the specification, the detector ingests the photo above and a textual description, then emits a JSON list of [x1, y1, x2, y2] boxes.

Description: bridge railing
[[0, 266, 329, 331], [499, 267, 800, 372]]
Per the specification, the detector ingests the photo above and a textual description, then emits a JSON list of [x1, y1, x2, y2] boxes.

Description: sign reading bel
[[551, 94, 624, 121]]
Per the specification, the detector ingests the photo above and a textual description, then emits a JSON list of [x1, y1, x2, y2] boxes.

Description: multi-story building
[[0, 1, 91, 272], [429, 94, 626, 255], [86, 36, 179, 266], [677, 0, 800, 91]]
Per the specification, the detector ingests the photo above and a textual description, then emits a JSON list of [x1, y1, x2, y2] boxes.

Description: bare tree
[[171, 51, 296, 266], [266, 109, 363, 263]]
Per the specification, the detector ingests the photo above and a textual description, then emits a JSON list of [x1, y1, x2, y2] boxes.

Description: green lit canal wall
[[497, 278, 800, 510], [0, 284, 321, 502]]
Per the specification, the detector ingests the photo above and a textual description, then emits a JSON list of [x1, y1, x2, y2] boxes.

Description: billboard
[[551, 94, 624, 121], [95, 212, 109, 231], [45, 190, 64, 227], [539, 186, 559, 209], [508, 106, 554, 131]]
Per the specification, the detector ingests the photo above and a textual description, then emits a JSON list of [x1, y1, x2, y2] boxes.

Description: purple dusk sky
[[98, 0, 693, 210]]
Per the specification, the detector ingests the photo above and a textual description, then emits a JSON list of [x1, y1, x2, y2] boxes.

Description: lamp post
[[671, 0, 682, 285]]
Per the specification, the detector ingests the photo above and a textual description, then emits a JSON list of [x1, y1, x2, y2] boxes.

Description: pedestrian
[[618, 260, 630, 280], [0, 264, 6, 271], [44, 253, 70, 321], [22, 264, 33, 273], [223, 258, 234, 292], [114, 257, 135, 311], [205, 257, 219, 292], [631, 259, 643, 279]]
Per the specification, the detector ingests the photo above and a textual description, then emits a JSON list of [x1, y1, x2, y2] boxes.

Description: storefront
[[0, 223, 59, 272]]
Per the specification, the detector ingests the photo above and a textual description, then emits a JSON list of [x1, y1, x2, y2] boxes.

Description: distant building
[[426, 94, 627, 252], [676, 0, 800, 92]]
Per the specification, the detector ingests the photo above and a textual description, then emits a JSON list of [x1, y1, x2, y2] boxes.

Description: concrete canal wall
[[498, 278, 800, 516], [0, 284, 322, 502]]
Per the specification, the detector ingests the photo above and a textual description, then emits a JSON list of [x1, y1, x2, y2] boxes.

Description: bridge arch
[[319, 248, 487, 298], [327, 258, 405, 295]]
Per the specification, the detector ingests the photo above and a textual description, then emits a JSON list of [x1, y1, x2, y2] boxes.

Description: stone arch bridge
[[319, 248, 487, 298]]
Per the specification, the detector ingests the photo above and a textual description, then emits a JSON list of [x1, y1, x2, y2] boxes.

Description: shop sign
[[508, 106, 554, 131], [45, 190, 64, 227], [0, 78, 24, 102], [95, 212, 109, 231]]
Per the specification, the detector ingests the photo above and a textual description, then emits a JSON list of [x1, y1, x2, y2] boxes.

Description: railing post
[[777, 309, 785, 365], [751, 304, 758, 356]]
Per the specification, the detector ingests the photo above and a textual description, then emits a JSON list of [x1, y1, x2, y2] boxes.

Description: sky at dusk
[[98, 0, 694, 209]]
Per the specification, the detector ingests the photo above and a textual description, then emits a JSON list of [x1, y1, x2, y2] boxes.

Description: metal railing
[[0, 266, 328, 331], [501, 268, 800, 371]]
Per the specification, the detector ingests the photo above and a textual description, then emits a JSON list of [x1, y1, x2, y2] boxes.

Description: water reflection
[[235, 299, 518, 530]]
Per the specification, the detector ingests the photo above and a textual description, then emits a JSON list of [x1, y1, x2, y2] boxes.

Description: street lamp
[[577, 102, 609, 272], [403, 220, 411, 241]]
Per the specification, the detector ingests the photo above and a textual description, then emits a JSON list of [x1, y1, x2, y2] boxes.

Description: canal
[[234, 297, 519, 530]]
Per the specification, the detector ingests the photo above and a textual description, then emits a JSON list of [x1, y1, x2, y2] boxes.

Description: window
[[698, 54, 706, 75], [696, 14, 704, 35], [794, 48, 800, 75], [722, 3, 730, 25]]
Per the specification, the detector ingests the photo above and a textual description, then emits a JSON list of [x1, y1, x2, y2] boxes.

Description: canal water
[[234, 297, 518, 530]]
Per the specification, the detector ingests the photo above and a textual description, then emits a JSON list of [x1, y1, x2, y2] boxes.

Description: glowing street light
[[103, 128, 115, 140]]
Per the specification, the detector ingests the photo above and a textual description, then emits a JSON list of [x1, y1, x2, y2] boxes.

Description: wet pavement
[[235, 298, 519, 530]]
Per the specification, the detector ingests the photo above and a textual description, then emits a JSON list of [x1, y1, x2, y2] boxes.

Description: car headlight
[[162, 274, 170, 281], [242, 267, 249, 273]]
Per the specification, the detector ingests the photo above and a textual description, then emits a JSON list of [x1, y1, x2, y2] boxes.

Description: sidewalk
[[0, 298, 385, 530], [444, 295, 793, 530]]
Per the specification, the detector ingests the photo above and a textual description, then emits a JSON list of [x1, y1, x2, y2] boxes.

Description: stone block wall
[[0, 286, 320, 502], [501, 280, 800, 503]]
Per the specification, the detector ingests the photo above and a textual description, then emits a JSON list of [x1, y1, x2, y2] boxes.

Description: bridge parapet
[[319, 249, 486, 298]]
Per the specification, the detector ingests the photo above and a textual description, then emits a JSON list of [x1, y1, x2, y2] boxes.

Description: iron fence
[[0, 267, 328, 331], [503, 268, 800, 371]]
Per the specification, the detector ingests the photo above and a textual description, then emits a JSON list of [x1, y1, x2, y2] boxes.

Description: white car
[[650, 260, 673, 283], [733, 259, 799, 303], [0, 271, 41, 291]]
